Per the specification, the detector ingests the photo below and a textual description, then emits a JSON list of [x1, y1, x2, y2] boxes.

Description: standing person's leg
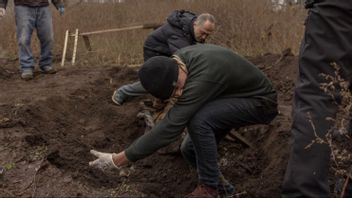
[[15, 6, 36, 79], [36, 6, 54, 73], [184, 97, 277, 196], [282, 1, 352, 197]]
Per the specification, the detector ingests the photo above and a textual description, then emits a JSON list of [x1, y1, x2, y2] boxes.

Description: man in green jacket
[[89, 44, 278, 198]]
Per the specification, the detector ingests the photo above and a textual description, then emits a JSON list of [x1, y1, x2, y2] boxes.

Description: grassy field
[[0, 0, 306, 65]]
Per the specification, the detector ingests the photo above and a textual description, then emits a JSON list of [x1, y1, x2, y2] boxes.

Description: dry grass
[[305, 63, 352, 196], [0, 0, 306, 66]]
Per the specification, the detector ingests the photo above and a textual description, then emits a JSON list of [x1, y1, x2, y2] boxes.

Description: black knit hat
[[139, 56, 179, 100]]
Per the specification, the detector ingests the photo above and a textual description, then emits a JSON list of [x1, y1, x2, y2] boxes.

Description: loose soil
[[0, 51, 298, 198]]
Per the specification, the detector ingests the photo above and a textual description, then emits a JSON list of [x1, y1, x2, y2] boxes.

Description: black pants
[[180, 96, 277, 188], [282, 1, 352, 197]]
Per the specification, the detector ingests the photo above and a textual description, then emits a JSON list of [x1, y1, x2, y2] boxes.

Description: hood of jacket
[[167, 10, 197, 36]]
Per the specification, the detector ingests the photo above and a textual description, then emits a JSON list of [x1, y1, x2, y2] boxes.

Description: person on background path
[[282, 0, 352, 197], [0, 0, 65, 80], [111, 10, 216, 106], [90, 44, 278, 198]]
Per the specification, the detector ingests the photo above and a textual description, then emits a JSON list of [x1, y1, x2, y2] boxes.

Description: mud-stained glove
[[89, 150, 119, 171], [58, 5, 64, 16], [0, 8, 5, 17]]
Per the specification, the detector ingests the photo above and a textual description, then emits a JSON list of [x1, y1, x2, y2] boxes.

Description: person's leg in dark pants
[[282, 1, 352, 197], [181, 134, 236, 198], [181, 97, 277, 191]]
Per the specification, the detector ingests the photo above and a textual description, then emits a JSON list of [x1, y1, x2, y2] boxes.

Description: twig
[[235, 191, 247, 197], [31, 159, 46, 198], [15, 159, 46, 197]]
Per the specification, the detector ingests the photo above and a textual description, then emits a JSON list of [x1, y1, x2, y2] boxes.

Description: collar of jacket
[[172, 55, 188, 75]]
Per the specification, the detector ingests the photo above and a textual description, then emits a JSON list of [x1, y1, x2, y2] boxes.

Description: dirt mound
[[0, 53, 298, 197]]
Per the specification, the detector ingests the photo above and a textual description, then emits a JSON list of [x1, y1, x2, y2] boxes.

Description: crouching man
[[89, 44, 278, 198]]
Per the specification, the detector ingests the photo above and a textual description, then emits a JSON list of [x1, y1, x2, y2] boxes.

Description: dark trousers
[[282, 1, 352, 197], [180, 96, 277, 188]]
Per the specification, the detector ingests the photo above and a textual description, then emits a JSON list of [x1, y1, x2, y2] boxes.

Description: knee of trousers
[[38, 35, 54, 47], [187, 115, 213, 136], [18, 35, 31, 47], [180, 139, 192, 157]]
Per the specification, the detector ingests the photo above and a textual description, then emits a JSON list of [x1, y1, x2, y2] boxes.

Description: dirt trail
[[0, 52, 298, 197]]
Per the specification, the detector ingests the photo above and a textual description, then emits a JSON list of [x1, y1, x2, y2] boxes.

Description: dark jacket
[[0, 0, 63, 10], [143, 10, 197, 57]]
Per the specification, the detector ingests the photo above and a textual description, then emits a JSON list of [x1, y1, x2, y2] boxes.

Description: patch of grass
[[28, 145, 48, 161], [4, 162, 15, 171]]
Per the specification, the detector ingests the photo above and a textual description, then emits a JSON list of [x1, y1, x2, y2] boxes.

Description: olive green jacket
[[125, 44, 276, 162]]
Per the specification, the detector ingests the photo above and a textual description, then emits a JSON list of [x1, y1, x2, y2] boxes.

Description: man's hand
[[89, 150, 119, 171], [0, 8, 6, 18], [58, 5, 64, 16]]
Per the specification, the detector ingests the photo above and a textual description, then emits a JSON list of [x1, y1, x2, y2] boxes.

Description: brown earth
[[0, 51, 298, 198]]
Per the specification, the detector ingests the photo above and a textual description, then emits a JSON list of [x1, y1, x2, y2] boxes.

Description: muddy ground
[[0, 52, 298, 198]]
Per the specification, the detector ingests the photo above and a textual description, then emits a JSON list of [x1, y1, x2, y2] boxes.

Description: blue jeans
[[180, 96, 277, 189], [114, 48, 167, 103], [115, 81, 147, 104], [15, 5, 53, 71]]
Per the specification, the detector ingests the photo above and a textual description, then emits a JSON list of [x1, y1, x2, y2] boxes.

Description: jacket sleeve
[[124, 81, 224, 162], [52, 0, 64, 10], [0, 0, 8, 9], [167, 35, 192, 54]]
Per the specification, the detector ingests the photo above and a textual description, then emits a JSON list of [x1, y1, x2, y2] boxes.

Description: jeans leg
[[36, 6, 53, 69], [180, 134, 197, 168], [186, 97, 277, 189], [181, 134, 236, 197], [116, 81, 148, 101], [15, 6, 36, 71]]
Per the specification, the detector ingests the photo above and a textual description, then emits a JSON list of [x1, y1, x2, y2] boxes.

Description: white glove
[[0, 8, 5, 17], [89, 150, 119, 171]]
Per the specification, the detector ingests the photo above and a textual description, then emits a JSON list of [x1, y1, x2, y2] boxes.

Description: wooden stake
[[64, 24, 162, 65], [82, 35, 92, 51], [72, 29, 79, 65], [61, 30, 69, 67], [76, 23, 161, 36]]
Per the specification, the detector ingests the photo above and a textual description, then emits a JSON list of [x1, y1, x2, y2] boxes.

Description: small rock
[[63, 175, 73, 183]]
